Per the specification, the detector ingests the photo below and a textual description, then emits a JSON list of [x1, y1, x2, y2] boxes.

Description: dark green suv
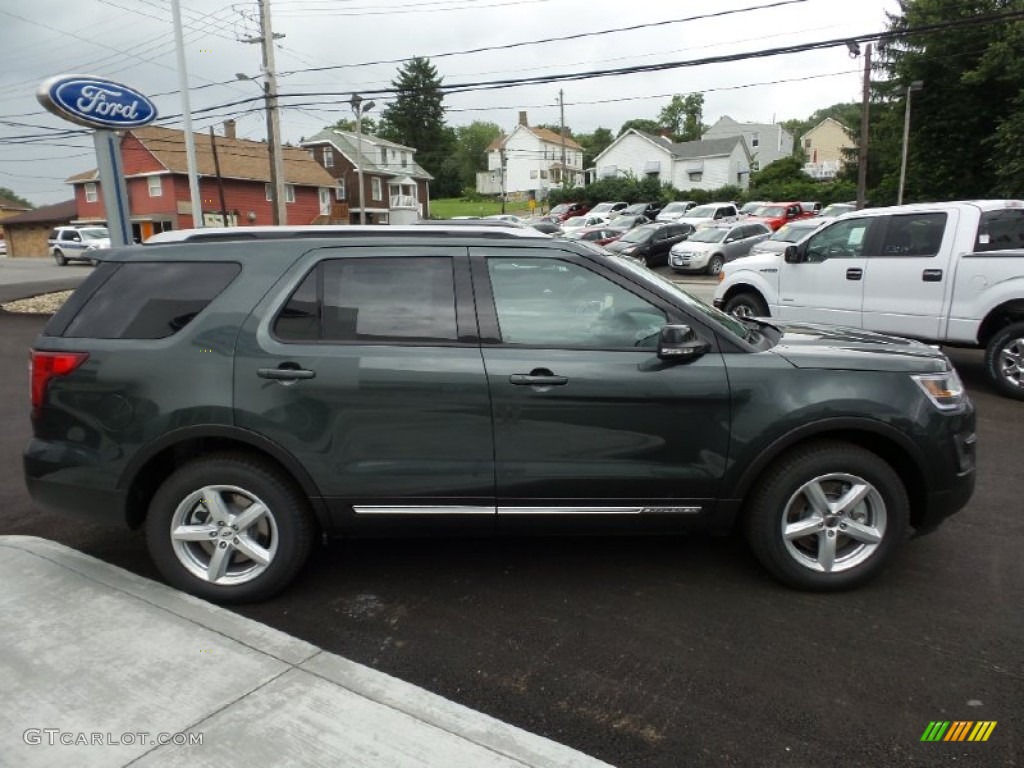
[[24, 226, 976, 602]]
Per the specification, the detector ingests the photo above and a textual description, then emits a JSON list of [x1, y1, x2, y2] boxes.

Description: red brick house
[[301, 129, 432, 224], [67, 123, 337, 241]]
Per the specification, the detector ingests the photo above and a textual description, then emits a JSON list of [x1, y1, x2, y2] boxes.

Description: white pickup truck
[[713, 200, 1024, 399]]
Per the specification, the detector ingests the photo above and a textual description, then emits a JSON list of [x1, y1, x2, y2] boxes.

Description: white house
[[702, 117, 793, 170], [593, 129, 752, 191], [477, 111, 585, 199]]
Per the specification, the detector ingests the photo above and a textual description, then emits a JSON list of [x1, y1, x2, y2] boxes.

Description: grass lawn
[[429, 198, 538, 219]]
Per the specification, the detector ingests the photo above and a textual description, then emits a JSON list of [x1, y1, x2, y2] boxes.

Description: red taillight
[[30, 351, 89, 411]]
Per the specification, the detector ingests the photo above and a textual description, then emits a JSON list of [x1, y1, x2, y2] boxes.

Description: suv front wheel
[[744, 441, 909, 591], [145, 453, 315, 603]]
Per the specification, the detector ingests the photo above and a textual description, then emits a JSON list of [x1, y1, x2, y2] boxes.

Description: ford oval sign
[[37, 74, 157, 129]]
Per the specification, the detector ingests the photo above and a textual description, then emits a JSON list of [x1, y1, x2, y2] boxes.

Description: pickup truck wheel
[[985, 322, 1024, 400], [744, 441, 909, 591], [724, 292, 768, 319], [145, 453, 315, 603], [706, 254, 724, 275]]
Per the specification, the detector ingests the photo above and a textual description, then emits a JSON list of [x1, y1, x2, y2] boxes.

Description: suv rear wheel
[[744, 441, 909, 591], [53, 249, 66, 266], [145, 453, 315, 603]]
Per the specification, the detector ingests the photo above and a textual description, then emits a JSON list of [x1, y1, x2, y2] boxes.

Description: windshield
[[661, 202, 687, 214], [624, 204, 646, 215], [611, 256, 751, 340], [620, 225, 658, 243], [564, 216, 586, 227], [80, 228, 109, 240], [739, 202, 763, 214], [820, 203, 855, 218], [684, 205, 717, 218], [689, 228, 728, 243], [771, 222, 818, 241], [550, 204, 569, 215], [758, 206, 785, 218], [590, 203, 613, 213]]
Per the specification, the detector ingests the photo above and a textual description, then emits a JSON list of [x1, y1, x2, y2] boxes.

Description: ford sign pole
[[37, 75, 158, 247]]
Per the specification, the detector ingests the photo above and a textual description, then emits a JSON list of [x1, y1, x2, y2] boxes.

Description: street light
[[350, 94, 375, 225], [898, 80, 924, 205], [237, 72, 286, 225]]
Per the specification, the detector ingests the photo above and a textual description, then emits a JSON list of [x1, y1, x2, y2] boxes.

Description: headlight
[[912, 370, 966, 410]]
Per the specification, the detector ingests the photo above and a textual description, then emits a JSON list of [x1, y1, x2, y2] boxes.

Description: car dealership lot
[[0, 309, 1019, 768]]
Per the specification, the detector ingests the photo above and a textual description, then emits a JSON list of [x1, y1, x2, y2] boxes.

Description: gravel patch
[[1, 291, 72, 315]]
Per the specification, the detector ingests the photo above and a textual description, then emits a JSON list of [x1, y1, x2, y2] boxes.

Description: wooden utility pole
[[244, 0, 287, 224], [209, 127, 229, 226], [558, 89, 567, 188], [857, 43, 872, 210]]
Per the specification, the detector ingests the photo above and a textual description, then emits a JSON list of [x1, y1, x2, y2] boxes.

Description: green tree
[[328, 116, 381, 136], [618, 118, 662, 137], [378, 56, 454, 190], [574, 127, 614, 168], [0, 187, 33, 208], [658, 93, 707, 142], [780, 103, 860, 159], [451, 121, 502, 190]]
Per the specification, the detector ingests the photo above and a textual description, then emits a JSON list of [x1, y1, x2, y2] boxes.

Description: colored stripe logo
[[921, 721, 997, 742]]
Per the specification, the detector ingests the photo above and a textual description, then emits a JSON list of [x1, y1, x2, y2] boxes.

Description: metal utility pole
[[171, 0, 202, 228], [558, 89, 567, 188], [350, 94, 375, 225], [244, 0, 287, 225], [898, 80, 924, 205], [856, 43, 872, 210], [500, 145, 507, 214]]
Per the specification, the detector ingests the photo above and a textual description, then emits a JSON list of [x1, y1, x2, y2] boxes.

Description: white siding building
[[702, 117, 794, 170], [593, 130, 751, 191], [477, 111, 585, 198]]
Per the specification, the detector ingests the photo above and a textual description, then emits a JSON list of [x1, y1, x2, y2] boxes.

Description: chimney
[[223, 119, 236, 139], [518, 111, 528, 127], [658, 127, 672, 139]]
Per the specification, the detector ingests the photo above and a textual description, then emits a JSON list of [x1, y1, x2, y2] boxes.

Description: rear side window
[[62, 262, 240, 339], [273, 257, 458, 343], [878, 213, 947, 257], [976, 209, 1024, 252]]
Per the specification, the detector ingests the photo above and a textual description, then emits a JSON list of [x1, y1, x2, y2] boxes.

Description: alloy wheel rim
[[998, 337, 1024, 389], [780, 472, 887, 573], [169, 485, 279, 585], [731, 303, 755, 319]]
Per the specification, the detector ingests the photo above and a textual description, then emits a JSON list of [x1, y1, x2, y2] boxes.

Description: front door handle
[[922, 269, 943, 282], [846, 268, 863, 281], [510, 370, 568, 387], [257, 365, 316, 381]]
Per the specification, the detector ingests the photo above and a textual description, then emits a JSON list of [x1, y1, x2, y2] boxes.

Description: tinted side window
[[876, 212, 947, 257], [64, 262, 240, 339], [273, 269, 319, 341], [321, 257, 457, 342], [976, 209, 1024, 252]]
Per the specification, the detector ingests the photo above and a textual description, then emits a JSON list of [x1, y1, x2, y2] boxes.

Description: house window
[[380, 147, 387, 164], [540, 170, 548, 179], [804, 138, 812, 149], [147, 176, 162, 197], [85, 182, 97, 203], [371, 177, 382, 200], [323, 147, 333, 168], [285, 185, 296, 203], [530, 170, 538, 179], [751, 132, 760, 148], [688, 171, 703, 182], [335, 179, 346, 200], [402, 153, 408, 168], [265, 183, 272, 202], [751, 160, 761, 172]]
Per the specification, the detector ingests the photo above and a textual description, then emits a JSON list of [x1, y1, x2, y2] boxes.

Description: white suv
[[49, 226, 110, 266], [679, 203, 739, 229]]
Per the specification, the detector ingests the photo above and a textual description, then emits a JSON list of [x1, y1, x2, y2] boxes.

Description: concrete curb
[[0, 536, 612, 768]]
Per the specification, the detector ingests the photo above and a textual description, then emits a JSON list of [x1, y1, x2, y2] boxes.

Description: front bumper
[[669, 251, 711, 272]]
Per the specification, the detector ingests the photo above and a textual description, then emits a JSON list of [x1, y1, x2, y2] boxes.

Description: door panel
[[233, 247, 495, 527]]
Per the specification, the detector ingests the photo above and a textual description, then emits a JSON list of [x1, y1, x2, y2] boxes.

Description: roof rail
[[145, 224, 549, 245]]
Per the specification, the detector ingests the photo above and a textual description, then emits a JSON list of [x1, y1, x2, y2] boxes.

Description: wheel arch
[[729, 419, 929, 530], [977, 299, 1024, 347], [719, 280, 770, 313], [118, 426, 329, 530]]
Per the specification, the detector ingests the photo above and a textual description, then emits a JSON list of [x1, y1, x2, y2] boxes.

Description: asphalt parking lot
[[0, 306, 1020, 768]]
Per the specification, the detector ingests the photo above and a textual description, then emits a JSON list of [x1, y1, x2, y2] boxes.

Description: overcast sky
[[1, 0, 898, 206]]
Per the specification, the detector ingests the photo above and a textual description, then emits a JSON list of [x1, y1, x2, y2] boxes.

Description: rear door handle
[[257, 365, 316, 381], [846, 268, 863, 281], [922, 269, 943, 282]]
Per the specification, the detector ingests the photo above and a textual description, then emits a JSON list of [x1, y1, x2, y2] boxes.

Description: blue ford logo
[[37, 74, 157, 129]]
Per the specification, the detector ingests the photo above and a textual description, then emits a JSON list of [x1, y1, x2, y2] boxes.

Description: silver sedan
[[668, 222, 772, 275]]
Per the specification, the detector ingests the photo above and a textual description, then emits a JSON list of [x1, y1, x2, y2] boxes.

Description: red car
[[749, 202, 814, 231], [548, 202, 591, 221]]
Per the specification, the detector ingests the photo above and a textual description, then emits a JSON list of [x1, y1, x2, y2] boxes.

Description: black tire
[[984, 321, 1024, 400], [706, 253, 724, 275], [145, 453, 316, 603], [724, 291, 769, 319], [743, 441, 909, 591], [53, 249, 66, 266]]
